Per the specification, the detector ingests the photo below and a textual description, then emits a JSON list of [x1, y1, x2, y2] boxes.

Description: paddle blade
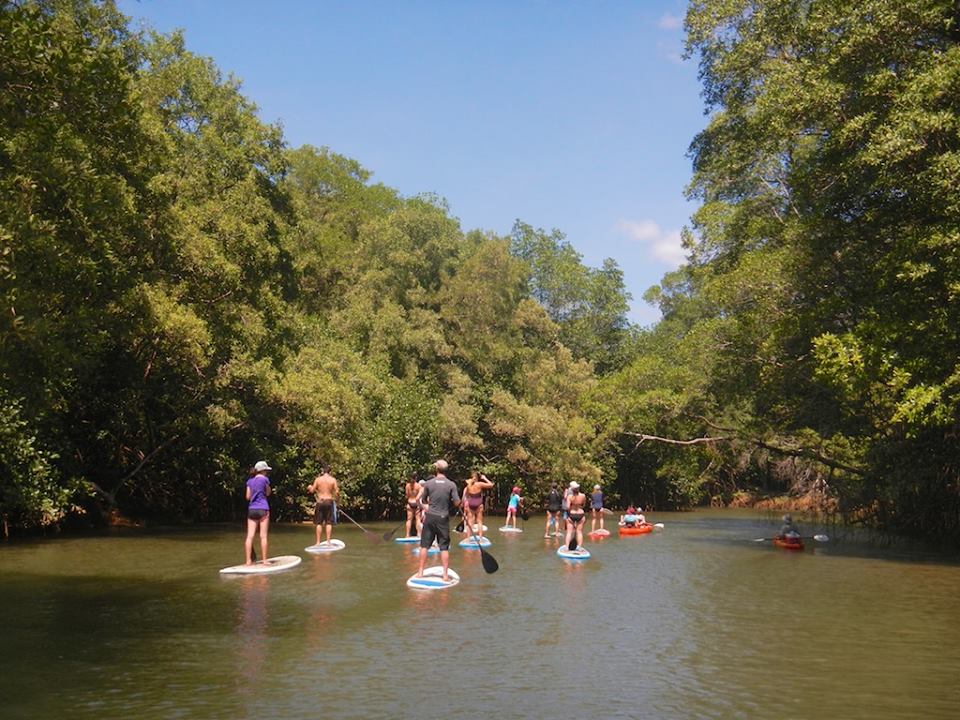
[[568, 536, 578, 551], [653, 523, 664, 529], [753, 537, 770, 542], [813, 534, 829, 542], [479, 548, 499, 573], [455, 519, 465, 533]]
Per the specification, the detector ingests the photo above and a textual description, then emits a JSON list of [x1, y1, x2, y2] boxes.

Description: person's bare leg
[[476, 508, 485, 538], [325, 521, 332, 543], [259, 515, 269, 561], [244, 518, 257, 564], [417, 546, 427, 577], [440, 549, 450, 582]]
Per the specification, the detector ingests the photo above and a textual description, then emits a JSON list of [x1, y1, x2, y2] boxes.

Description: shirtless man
[[307, 466, 340, 545]]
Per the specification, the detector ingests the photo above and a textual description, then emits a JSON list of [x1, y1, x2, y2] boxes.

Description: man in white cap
[[415, 460, 461, 582]]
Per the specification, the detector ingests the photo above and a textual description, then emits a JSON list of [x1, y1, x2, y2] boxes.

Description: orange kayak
[[618, 524, 653, 536], [773, 536, 805, 550]]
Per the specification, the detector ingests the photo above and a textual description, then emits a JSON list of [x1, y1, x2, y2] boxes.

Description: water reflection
[[231, 574, 270, 720]]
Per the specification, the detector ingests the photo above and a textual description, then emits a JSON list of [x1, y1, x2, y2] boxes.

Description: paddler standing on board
[[416, 459, 461, 582], [307, 465, 340, 546], [590, 484, 605, 533], [565, 481, 587, 550], [245, 460, 272, 565], [404, 473, 422, 538]]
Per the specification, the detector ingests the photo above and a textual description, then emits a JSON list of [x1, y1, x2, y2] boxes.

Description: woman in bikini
[[404, 473, 422, 537], [565, 481, 587, 550], [462, 470, 493, 539]]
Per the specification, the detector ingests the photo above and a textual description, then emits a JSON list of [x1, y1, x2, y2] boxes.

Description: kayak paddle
[[753, 534, 829, 542]]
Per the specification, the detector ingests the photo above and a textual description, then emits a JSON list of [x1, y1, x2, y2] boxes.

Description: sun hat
[[569, 481, 579, 489], [594, 484, 600, 490], [254, 460, 271, 472]]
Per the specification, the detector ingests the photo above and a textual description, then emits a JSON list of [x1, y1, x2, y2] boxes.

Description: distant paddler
[[462, 470, 493, 539], [244, 460, 272, 565], [307, 465, 340, 546], [565, 481, 587, 550], [404, 472, 422, 537], [590, 484, 605, 533]]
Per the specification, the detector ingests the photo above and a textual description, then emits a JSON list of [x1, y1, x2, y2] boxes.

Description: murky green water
[[2, 509, 958, 719]]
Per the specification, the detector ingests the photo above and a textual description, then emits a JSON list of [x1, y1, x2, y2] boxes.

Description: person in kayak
[[565, 481, 587, 549], [590, 484, 605, 533], [544, 483, 563, 538], [462, 470, 493, 539], [620, 505, 639, 527], [778, 514, 800, 541]]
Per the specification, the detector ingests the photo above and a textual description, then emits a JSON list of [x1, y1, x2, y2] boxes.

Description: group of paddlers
[[241, 458, 651, 570]]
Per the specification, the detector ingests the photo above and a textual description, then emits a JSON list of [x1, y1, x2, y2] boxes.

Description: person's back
[[310, 471, 338, 500], [422, 474, 458, 518]]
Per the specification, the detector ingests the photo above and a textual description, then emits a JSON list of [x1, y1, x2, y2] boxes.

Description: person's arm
[[245, 484, 251, 501], [265, 480, 271, 496], [333, 478, 340, 500], [451, 484, 461, 508]]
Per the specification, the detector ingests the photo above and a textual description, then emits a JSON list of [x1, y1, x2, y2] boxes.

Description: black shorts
[[248, 508, 268, 521], [421, 513, 451, 551], [314, 500, 334, 525]]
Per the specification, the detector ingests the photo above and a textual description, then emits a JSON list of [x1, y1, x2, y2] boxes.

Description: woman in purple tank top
[[245, 460, 272, 564]]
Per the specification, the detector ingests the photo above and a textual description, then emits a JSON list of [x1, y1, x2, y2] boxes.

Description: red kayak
[[773, 536, 805, 550], [618, 524, 653, 536]]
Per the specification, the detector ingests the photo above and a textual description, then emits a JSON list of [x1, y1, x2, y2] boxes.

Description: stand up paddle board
[[459, 536, 492, 548], [394, 536, 420, 544], [219, 555, 302, 575], [407, 566, 460, 590], [411, 543, 440, 555], [472, 523, 488, 532], [305, 539, 345, 553], [588, 529, 611, 538], [557, 546, 591, 560], [499, 526, 523, 533]]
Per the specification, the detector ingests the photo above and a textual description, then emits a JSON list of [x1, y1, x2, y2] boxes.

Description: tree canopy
[[2, 0, 958, 546]]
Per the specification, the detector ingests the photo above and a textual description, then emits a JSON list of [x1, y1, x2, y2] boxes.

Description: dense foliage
[[2, 1, 958, 545]]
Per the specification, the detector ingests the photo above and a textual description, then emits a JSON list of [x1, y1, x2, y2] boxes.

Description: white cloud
[[658, 13, 683, 31], [617, 219, 687, 268]]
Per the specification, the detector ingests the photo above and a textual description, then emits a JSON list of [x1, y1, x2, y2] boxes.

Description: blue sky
[[118, 0, 706, 325]]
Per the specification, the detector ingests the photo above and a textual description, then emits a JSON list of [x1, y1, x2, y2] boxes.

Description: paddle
[[753, 534, 829, 542], [381, 518, 408, 542], [466, 522, 498, 574], [336, 508, 383, 544]]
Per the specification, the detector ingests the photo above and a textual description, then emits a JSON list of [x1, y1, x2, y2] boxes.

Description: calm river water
[[2, 509, 958, 719]]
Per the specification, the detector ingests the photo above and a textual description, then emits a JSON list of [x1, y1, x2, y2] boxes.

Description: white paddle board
[[305, 539, 345, 553], [499, 526, 523, 533], [407, 566, 460, 590], [557, 546, 591, 560], [394, 536, 420, 544], [588, 529, 611, 537], [219, 555, 302, 575], [472, 523, 488, 532], [411, 543, 440, 555], [459, 536, 492, 548]]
